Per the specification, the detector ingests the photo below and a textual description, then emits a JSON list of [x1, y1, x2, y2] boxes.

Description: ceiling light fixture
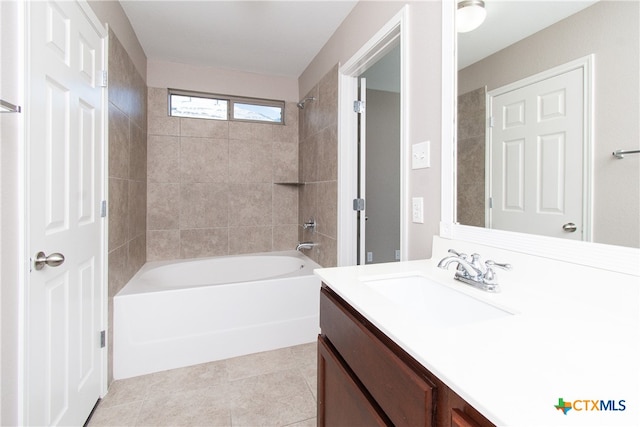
[[457, 0, 487, 33]]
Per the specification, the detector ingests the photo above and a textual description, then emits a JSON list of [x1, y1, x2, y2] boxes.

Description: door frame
[[337, 6, 408, 266], [21, 0, 109, 422], [485, 55, 594, 242]]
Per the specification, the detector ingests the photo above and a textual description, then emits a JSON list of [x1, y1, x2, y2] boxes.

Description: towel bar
[[0, 99, 21, 113], [612, 149, 640, 159]]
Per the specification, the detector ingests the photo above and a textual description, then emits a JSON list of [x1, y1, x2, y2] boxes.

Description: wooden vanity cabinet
[[318, 285, 495, 427]]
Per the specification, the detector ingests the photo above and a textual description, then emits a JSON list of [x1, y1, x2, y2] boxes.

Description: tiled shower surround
[[146, 88, 300, 259], [298, 65, 339, 268], [107, 29, 148, 383]]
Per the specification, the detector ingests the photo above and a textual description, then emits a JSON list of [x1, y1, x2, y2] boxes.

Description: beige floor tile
[[91, 343, 317, 427], [135, 389, 232, 427], [146, 359, 228, 396], [87, 401, 142, 426], [225, 347, 299, 381], [98, 374, 158, 408], [230, 392, 316, 427]]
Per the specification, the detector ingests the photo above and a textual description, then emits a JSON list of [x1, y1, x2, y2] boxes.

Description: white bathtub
[[113, 251, 321, 379]]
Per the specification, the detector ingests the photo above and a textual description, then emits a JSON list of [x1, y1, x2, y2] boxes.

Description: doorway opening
[[337, 7, 408, 266]]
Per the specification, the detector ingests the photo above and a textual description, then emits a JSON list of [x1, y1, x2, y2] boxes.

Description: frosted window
[[169, 90, 284, 124], [170, 95, 227, 120], [233, 103, 283, 123]]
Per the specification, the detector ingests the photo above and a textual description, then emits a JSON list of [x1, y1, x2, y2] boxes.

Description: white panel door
[[489, 67, 584, 240], [27, 1, 105, 425]]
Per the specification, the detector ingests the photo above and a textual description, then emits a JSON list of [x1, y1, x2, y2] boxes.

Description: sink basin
[[363, 275, 512, 327]]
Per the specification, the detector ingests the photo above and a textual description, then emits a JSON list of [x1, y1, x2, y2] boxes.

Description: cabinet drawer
[[317, 336, 391, 426], [320, 287, 435, 427]]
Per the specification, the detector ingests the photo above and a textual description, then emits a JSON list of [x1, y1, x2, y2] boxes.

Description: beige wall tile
[[129, 123, 147, 181], [298, 183, 317, 227], [180, 183, 229, 228], [229, 121, 274, 141], [148, 87, 169, 118], [147, 183, 180, 230], [228, 226, 272, 254], [147, 135, 180, 183], [316, 182, 337, 239], [181, 117, 229, 139], [180, 137, 229, 183], [147, 230, 180, 261], [299, 133, 318, 183], [273, 184, 298, 225], [148, 115, 180, 136], [109, 105, 129, 180], [228, 183, 272, 226], [128, 180, 147, 239], [228, 140, 272, 183], [273, 141, 298, 183], [273, 225, 299, 251], [317, 65, 339, 131], [127, 234, 147, 277], [180, 228, 228, 259], [316, 126, 337, 182], [108, 178, 129, 248], [108, 244, 128, 297]]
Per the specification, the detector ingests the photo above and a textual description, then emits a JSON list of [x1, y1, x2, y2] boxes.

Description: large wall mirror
[[456, 0, 639, 249]]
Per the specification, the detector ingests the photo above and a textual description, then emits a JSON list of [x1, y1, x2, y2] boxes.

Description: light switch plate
[[412, 141, 430, 169]]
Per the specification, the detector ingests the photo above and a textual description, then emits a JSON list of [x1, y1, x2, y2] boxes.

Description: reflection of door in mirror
[[489, 66, 585, 241], [457, 1, 639, 248]]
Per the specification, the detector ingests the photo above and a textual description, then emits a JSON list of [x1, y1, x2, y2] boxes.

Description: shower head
[[297, 97, 316, 109]]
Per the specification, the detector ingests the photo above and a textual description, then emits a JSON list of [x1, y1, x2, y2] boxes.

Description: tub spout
[[296, 242, 316, 251]]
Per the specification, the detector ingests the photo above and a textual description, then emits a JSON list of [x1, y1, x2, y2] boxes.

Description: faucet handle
[[447, 248, 469, 260], [485, 260, 512, 270]]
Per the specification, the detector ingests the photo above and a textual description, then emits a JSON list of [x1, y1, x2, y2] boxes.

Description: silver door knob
[[34, 251, 65, 270], [562, 223, 577, 232]]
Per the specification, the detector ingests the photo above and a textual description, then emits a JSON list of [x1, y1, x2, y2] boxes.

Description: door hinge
[[101, 70, 108, 87], [488, 116, 494, 128], [353, 198, 365, 211], [353, 100, 365, 114], [100, 200, 107, 218], [100, 330, 106, 348], [489, 197, 493, 208]]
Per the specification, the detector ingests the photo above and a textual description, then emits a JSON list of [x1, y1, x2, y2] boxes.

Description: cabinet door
[[320, 287, 435, 426], [317, 336, 390, 427]]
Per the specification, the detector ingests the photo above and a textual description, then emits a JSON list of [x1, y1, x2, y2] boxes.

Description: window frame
[[168, 89, 285, 125]]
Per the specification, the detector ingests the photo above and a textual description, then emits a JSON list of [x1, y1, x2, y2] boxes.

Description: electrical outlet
[[367, 252, 373, 263], [395, 250, 401, 261], [412, 197, 424, 223]]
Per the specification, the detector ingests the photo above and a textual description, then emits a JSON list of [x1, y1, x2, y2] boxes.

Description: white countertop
[[314, 237, 640, 426]]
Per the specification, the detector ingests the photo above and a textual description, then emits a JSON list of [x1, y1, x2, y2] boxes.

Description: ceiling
[[119, 1, 599, 78], [119, 1, 358, 78]]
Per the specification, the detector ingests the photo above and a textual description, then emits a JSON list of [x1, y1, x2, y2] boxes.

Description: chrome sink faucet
[[437, 249, 511, 292]]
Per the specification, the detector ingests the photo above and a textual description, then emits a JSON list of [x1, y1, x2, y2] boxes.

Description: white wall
[[147, 59, 299, 102], [299, 1, 443, 259], [0, 1, 24, 425]]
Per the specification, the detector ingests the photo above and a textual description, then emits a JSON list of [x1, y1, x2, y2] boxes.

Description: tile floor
[[87, 342, 317, 427]]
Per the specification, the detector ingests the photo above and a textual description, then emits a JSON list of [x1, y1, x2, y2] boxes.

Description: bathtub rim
[[116, 250, 321, 297]]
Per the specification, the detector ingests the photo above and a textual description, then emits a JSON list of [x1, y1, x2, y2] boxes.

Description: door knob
[[562, 223, 577, 232], [34, 251, 65, 270]]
